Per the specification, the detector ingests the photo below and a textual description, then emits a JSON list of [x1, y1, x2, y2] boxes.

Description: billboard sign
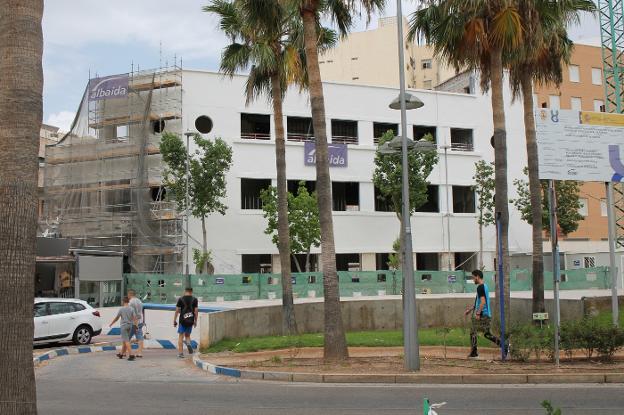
[[304, 141, 348, 167], [535, 109, 624, 182], [88, 74, 129, 101]]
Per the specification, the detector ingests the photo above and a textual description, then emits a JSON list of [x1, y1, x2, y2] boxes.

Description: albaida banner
[[304, 141, 348, 167], [88, 74, 129, 101]]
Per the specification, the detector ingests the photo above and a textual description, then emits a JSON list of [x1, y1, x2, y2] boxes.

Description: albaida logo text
[[89, 75, 129, 101]]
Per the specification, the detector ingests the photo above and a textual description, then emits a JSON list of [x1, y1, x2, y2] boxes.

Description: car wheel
[[73, 325, 92, 345]]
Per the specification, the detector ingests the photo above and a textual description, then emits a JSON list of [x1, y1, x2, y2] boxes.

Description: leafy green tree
[[160, 132, 233, 276], [410, 0, 524, 324], [206, 0, 335, 334], [373, 130, 438, 269], [260, 182, 321, 272], [508, 0, 595, 314], [387, 238, 401, 271], [473, 160, 495, 269], [512, 168, 583, 235]]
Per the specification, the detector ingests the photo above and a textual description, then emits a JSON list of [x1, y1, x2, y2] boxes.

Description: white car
[[34, 298, 102, 346]]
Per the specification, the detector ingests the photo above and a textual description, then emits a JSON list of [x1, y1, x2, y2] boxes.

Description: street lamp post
[[183, 131, 194, 290]]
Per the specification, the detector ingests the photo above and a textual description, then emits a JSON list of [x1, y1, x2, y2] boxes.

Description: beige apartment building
[[319, 16, 457, 90], [533, 44, 609, 245]]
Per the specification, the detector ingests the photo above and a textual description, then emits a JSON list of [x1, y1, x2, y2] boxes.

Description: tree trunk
[[201, 216, 208, 274], [272, 73, 297, 335], [0, 1, 43, 413], [301, 6, 348, 361], [489, 49, 511, 328], [478, 220, 484, 270], [293, 255, 303, 273], [521, 74, 545, 314], [305, 249, 311, 272]]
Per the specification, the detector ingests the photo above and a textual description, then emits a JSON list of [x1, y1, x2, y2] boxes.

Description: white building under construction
[[41, 66, 536, 277]]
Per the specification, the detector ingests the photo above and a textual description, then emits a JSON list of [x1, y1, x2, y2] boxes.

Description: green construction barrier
[[124, 266, 610, 304]]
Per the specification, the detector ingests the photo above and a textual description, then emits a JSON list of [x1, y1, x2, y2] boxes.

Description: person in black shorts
[[173, 288, 198, 358]]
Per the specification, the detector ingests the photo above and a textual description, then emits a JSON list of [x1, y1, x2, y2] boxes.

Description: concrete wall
[[200, 296, 586, 348]]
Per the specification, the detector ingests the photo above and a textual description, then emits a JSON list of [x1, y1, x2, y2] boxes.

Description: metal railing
[[241, 132, 270, 140], [287, 133, 314, 142], [332, 135, 358, 145], [450, 141, 474, 152]]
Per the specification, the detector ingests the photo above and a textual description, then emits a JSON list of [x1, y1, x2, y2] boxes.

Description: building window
[[570, 97, 582, 111], [413, 125, 436, 143], [416, 253, 439, 270], [373, 122, 398, 145], [241, 178, 271, 210], [287, 116, 314, 142], [287, 180, 316, 195], [336, 253, 361, 271], [568, 65, 580, 83], [332, 182, 359, 211], [594, 99, 605, 113], [421, 59, 432, 69], [291, 253, 319, 272], [415, 185, 439, 213], [450, 128, 474, 152], [423, 80, 433, 90], [241, 113, 270, 140], [105, 179, 131, 213], [592, 68, 602, 85], [549, 95, 561, 110], [242, 254, 272, 273], [374, 185, 394, 212], [578, 198, 588, 217], [601, 198, 608, 217], [452, 186, 476, 213], [331, 119, 359, 145], [376, 253, 392, 270], [584, 256, 596, 268]]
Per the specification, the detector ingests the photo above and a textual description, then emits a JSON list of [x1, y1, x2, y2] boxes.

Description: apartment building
[[532, 44, 618, 271], [319, 16, 457, 90]]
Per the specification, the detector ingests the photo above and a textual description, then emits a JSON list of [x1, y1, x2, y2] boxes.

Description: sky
[[43, 1, 602, 132]]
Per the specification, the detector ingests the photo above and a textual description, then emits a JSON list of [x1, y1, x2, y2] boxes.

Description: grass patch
[[203, 327, 493, 354]]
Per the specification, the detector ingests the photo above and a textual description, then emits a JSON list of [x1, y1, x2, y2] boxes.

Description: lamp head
[[389, 92, 424, 110]]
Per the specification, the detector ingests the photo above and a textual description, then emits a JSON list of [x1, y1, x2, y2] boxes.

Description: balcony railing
[[287, 133, 314, 142], [241, 132, 270, 140], [332, 135, 358, 145], [450, 142, 474, 152]]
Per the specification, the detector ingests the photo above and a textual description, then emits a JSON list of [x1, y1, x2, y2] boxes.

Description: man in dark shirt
[[173, 288, 198, 358], [464, 270, 506, 358]]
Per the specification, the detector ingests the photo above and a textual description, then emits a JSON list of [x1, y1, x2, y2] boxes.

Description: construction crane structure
[[598, 0, 624, 246]]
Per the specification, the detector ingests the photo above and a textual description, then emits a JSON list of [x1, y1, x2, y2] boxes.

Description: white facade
[[180, 70, 532, 274]]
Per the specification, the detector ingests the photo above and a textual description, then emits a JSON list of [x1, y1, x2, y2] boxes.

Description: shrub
[[508, 324, 552, 362]]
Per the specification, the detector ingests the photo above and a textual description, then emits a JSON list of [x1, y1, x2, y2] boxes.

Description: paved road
[[36, 350, 624, 415]]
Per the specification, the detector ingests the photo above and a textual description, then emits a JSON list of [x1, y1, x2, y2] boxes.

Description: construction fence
[[125, 267, 610, 304]]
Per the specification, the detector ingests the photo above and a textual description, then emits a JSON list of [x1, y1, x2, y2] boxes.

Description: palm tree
[[280, 0, 385, 361], [0, 0, 43, 413], [410, 0, 523, 325], [508, 0, 596, 315], [205, 0, 336, 334]]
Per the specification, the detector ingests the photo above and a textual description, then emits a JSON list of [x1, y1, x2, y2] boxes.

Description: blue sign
[[304, 141, 348, 167]]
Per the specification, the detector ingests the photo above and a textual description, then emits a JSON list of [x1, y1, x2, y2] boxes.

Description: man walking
[[128, 289, 144, 358], [173, 288, 198, 358], [464, 270, 507, 358], [109, 296, 138, 361]]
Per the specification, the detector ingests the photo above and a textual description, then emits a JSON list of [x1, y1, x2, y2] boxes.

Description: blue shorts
[[177, 324, 193, 335], [130, 323, 144, 341]]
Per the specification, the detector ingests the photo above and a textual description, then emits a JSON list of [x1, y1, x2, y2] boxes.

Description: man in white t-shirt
[[128, 289, 145, 358]]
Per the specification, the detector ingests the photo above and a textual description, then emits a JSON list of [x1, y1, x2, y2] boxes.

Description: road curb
[[191, 354, 624, 384], [33, 339, 198, 367]]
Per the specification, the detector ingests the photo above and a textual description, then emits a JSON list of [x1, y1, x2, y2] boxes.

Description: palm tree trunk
[[520, 74, 545, 314], [301, 5, 348, 360], [0, 1, 43, 413], [489, 49, 511, 327], [271, 73, 297, 334]]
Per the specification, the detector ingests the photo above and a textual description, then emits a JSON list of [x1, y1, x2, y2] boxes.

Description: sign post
[[606, 182, 620, 327], [547, 180, 561, 367]]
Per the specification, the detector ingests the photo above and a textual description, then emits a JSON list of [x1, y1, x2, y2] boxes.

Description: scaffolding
[[41, 62, 184, 273]]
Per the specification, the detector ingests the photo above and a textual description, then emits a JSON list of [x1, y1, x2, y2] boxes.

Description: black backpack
[[180, 296, 195, 327]]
